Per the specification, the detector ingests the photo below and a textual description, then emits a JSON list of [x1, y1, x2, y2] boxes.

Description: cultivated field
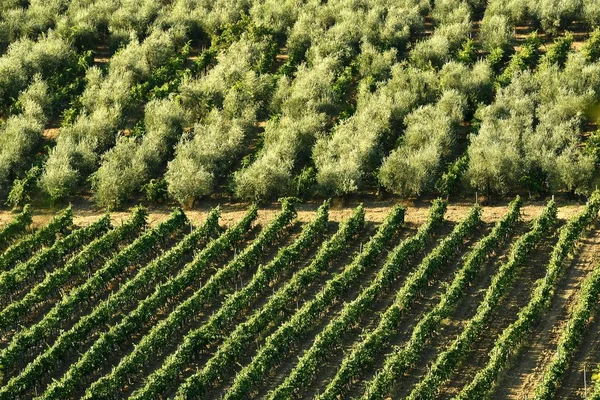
[[3, 0, 600, 398], [1, 196, 600, 399]]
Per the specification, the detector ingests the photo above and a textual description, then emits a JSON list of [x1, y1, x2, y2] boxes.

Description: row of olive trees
[[485, 0, 600, 35], [379, 90, 467, 196], [0, 0, 66, 52], [164, 37, 277, 207], [231, 0, 437, 202], [91, 0, 303, 208], [465, 44, 600, 195], [314, 65, 439, 196], [39, 28, 187, 201], [0, 32, 75, 110], [229, 0, 366, 201], [313, 0, 473, 197], [0, 78, 50, 196], [93, 35, 274, 208], [0, 0, 178, 52]]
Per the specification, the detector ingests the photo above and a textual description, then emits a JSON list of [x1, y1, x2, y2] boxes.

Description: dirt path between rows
[[493, 221, 600, 399], [0, 198, 585, 232]]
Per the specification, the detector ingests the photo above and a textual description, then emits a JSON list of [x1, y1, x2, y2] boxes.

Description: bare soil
[[492, 221, 600, 399]]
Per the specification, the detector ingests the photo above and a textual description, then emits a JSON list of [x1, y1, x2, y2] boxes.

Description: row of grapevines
[[84, 201, 325, 400], [592, 361, 600, 396], [220, 205, 407, 399], [306, 204, 480, 400], [459, 192, 600, 399], [147, 204, 365, 399], [0, 206, 72, 272], [0, 208, 147, 331], [0, 207, 187, 382], [0, 204, 32, 249], [407, 199, 559, 400], [535, 259, 600, 398], [0, 214, 111, 302], [361, 196, 523, 399], [270, 199, 449, 400], [8, 207, 221, 400], [41, 202, 289, 399]]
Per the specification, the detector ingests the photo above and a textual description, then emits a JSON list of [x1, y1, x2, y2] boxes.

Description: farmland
[[0, 197, 599, 399], [0, 0, 599, 207], [3, 0, 600, 398]]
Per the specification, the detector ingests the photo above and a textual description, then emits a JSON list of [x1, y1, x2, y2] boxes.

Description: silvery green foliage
[[41, 106, 122, 201], [485, 0, 586, 33], [162, 35, 274, 207], [155, 0, 250, 38], [466, 71, 539, 194], [409, 19, 471, 69], [283, 0, 424, 67], [479, 14, 514, 52], [93, 98, 190, 208], [235, 112, 326, 201], [467, 54, 600, 194], [356, 43, 397, 83], [439, 60, 494, 105], [371, 0, 429, 48], [278, 57, 339, 116], [0, 78, 50, 193], [583, 0, 600, 27], [532, 0, 582, 33], [235, 0, 431, 201], [432, 0, 472, 25], [233, 57, 338, 200], [485, 0, 531, 24], [80, 67, 134, 113], [314, 65, 439, 196], [178, 35, 274, 118], [109, 0, 163, 39], [40, 29, 184, 201], [108, 28, 185, 79], [0, 32, 73, 107], [527, 53, 599, 192], [166, 110, 251, 206], [0, 0, 63, 50], [55, 0, 120, 45], [379, 90, 467, 196], [250, 0, 309, 35]]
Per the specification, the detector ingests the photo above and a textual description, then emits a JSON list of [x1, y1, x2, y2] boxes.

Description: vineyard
[[0, 196, 598, 399]]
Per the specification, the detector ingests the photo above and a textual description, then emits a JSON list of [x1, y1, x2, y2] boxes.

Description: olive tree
[[314, 65, 439, 196], [93, 98, 190, 208], [479, 14, 514, 52], [379, 90, 467, 197], [0, 78, 49, 195]]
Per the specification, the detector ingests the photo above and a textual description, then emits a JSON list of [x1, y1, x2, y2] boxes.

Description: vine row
[[220, 205, 407, 400], [0, 206, 72, 272], [0, 207, 187, 388], [0, 208, 147, 331], [308, 204, 481, 400], [154, 204, 365, 399], [407, 200, 559, 400], [0, 214, 111, 302], [362, 197, 523, 399], [458, 192, 600, 399], [83, 201, 324, 400]]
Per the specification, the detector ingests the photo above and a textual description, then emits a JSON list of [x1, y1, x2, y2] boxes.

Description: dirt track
[[0, 195, 588, 231]]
